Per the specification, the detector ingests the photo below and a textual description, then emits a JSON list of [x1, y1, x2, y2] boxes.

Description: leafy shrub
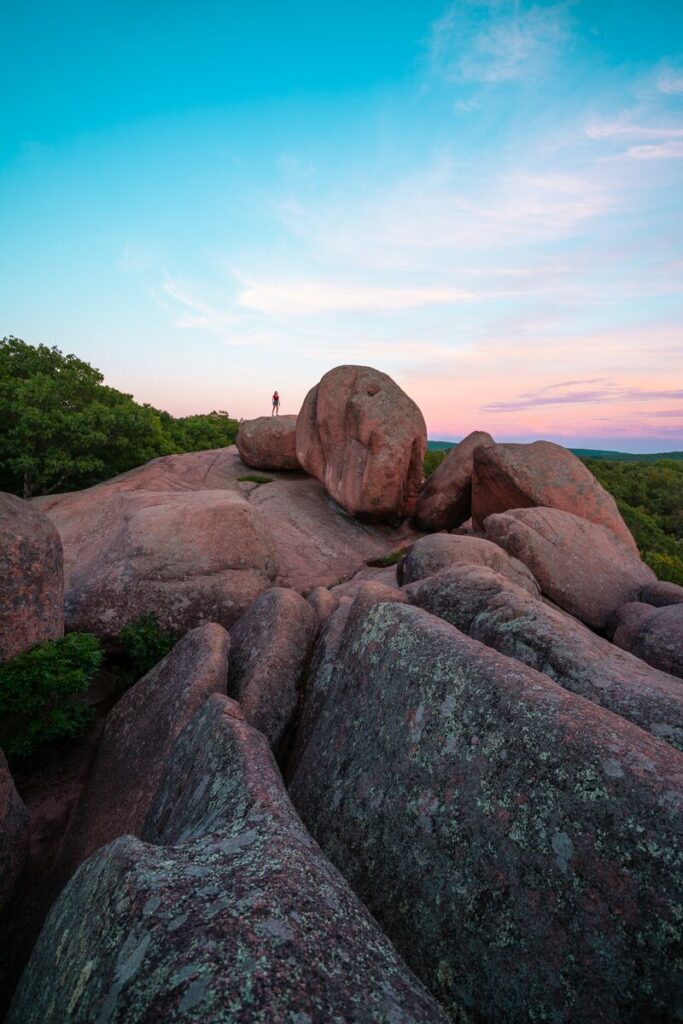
[[642, 551, 683, 586], [116, 615, 178, 685], [0, 633, 103, 760]]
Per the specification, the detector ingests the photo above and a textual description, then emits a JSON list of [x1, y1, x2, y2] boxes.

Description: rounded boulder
[[236, 415, 301, 471], [296, 365, 427, 522]]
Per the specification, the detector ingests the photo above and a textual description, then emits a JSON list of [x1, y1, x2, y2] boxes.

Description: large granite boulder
[[484, 507, 655, 630], [55, 624, 230, 883], [409, 563, 683, 750], [236, 414, 301, 470], [296, 365, 427, 522], [9, 694, 448, 1024], [42, 488, 276, 639], [397, 532, 539, 595], [0, 751, 29, 918], [413, 430, 494, 531], [613, 602, 683, 680], [228, 587, 317, 755], [289, 599, 683, 1022], [471, 440, 637, 550], [0, 493, 63, 662]]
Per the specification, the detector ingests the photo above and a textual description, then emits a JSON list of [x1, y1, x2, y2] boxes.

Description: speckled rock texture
[[287, 583, 407, 782], [55, 624, 230, 885], [408, 563, 683, 750], [236, 415, 301, 471], [9, 694, 449, 1024], [228, 588, 317, 755], [413, 431, 494, 532], [471, 440, 637, 550], [0, 750, 29, 918], [396, 532, 539, 596], [639, 580, 683, 607], [289, 599, 683, 1023], [296, 365, 427, 522], [613, 601, 683, 680], [0, 492, 64, 662], [485, 506, 655, 630], [38, 486, 276, 639]]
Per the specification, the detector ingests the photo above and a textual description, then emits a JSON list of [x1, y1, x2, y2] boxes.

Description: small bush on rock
[[117, 615, 178, 685], [0, 633, 103, 759]]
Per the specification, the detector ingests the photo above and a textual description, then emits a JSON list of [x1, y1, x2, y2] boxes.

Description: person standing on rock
[[272, 390, 280, 416]]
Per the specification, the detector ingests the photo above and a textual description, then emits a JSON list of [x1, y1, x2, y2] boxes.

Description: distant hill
[[427, 440, 683, 462]]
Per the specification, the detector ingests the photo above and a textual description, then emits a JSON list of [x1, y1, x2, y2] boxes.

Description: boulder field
[[3, 363, 682, 1022], [9, 695, 448, 1024]]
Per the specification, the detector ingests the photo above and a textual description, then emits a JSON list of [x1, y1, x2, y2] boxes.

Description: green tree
[[0, 337, 238, 497]]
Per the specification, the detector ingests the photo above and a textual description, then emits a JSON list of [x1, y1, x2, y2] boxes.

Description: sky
[[1, 0, 682, 450]]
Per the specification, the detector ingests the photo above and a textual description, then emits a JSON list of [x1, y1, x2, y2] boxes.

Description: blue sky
[[2, 0, 682, 449]]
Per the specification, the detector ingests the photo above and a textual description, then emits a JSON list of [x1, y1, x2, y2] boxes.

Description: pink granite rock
[[639, 580, 683, 607], [408, 562, 683, 749], [306, 586, 339, 628], [296, 365, 427, 522], [0, 493, 63, 662], [55, 623, 230, 883], [236, 414, 301, 470], [43, 488, 276, 639], [289, 598, 683, 1022], [613, 601, 683, 679], [413, 431, 494, 531], [484, 507, 655, 630], [10, 694, 448, 1024], [397, 532, 539, 595], [228, 587, 318, 755], [471, 440, 637, 550]]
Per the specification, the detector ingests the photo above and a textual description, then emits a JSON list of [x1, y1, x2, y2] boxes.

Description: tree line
[[0, 336, 238, 498]]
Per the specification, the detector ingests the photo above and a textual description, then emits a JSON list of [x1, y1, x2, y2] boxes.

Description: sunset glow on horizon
[[2, 1, 682, 451]]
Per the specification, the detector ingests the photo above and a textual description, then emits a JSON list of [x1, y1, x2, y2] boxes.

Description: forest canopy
[[0, 336, 238, 498]]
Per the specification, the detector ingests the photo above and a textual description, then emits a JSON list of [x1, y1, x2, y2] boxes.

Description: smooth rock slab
[[471, 439, 637, 550], [42, 488, 277, 639], [0, 750, 29, 917], [396, 532, 539, 596], [228, 587, 317, 755], [9, 695, 449, 1024], [289, 599, 683, 1023], [413, 430, 494, 532], [55, 624, 230, 883], [236, 415, 300, 471], [296, 365, 427, 522], [409, 563, 683, 750], [0, 493, 63, 662], [613, 601, 683, 680], [485, 506, 655, 630]]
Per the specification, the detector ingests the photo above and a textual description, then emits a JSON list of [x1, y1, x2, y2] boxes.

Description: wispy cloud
[[428, 1, 570, 85], [622, 140, 683, 161], [585, 116, 683, 141], [484, 381, 683, 412], [235, 278, 475, 314]]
